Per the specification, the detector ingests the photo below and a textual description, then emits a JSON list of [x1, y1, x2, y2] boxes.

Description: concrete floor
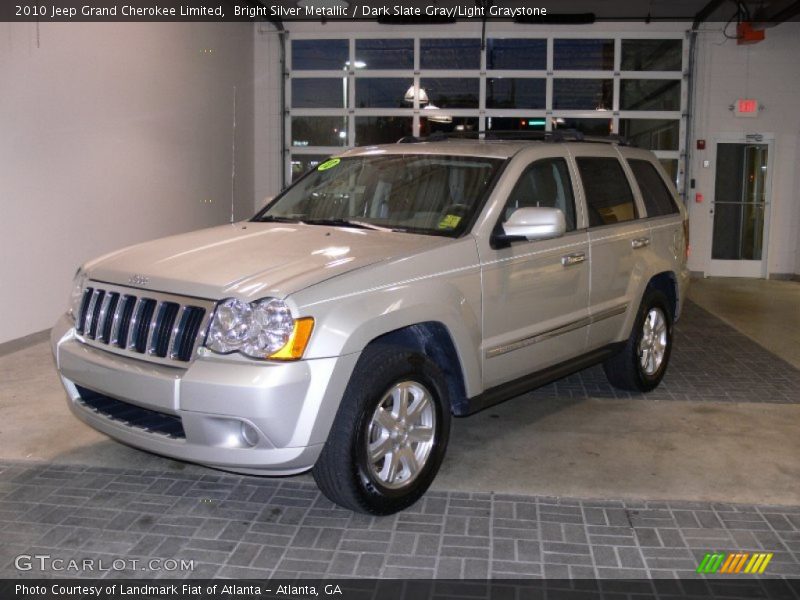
[[689, 277, 800, 369], [1, 278, 799, 506]]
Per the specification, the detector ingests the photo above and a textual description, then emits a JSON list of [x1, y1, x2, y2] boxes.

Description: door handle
[[561, 252, 586, 267], [631, 237, 651, 249]]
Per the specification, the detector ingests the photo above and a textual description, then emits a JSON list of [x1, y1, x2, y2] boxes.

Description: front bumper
[[51, 315, 359, 475]]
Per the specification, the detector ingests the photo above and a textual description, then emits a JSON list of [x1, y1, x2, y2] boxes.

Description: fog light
[[240, 422, 259, 447]]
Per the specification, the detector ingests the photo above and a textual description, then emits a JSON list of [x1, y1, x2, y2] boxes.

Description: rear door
[[570, 146, 649, 350]]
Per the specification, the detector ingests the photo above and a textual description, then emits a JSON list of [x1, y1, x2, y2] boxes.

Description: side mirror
[[500, 206, 566, 242]]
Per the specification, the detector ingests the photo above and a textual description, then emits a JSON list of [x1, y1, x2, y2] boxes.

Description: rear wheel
[[603, 288, 673, 392], [312, 345, 451, 515]]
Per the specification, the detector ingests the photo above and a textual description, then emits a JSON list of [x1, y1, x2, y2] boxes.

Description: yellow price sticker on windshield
[[438, 214, 462, 229], [317, 158, 340, 171]]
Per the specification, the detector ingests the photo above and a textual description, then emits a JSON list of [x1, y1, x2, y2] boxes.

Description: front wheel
[[603, 288, 673, 392], [312, 345, 451, 515]]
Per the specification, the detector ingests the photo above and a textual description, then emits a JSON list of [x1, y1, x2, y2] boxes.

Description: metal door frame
[[707, 133, 774, 279]]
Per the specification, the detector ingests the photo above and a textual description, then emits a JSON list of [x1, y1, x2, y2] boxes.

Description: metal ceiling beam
[[692, 0, 730, 28], [752, 0, 800, 27]]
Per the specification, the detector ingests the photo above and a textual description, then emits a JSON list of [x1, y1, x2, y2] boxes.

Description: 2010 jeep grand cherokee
[[52, 136, 689, 514]]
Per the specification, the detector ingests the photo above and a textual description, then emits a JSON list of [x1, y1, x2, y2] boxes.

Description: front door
[[479, 154, 590, 389], [708, 138, 772, 278]]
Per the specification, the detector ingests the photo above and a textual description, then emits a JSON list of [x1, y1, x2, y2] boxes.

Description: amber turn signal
[[268, 317, 315, 361]]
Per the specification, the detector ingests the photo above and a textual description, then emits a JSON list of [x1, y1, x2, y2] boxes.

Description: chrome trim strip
[[485, 302, 629, 359], [591, 303, 629, 323]]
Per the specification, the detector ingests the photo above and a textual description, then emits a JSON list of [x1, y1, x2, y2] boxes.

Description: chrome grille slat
[[125, 297, 145, 351], [167, 306, 189, 359], [116, 296, 136, 348], [132, 299, 157, 354], [108, 294, 127, 345], [97, 292, 118, 343], [76, 288, 94, 333], [75, 281, 213, 366], [87, 290, 106, 339], [83, 289, 102, 339], [145, 301, 163, 355]]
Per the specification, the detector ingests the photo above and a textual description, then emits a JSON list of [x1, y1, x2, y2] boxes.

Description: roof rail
[[397, 129, 631, 146]]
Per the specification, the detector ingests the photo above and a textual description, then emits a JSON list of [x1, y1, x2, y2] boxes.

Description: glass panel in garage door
[[420, 39, 481, 69], [291, 79, 347, 109], [291, 117, 348, 147], [355, 39, 414, 70], [421, 116, 479, 136], [486, 78, 545, 109], [551, 117, 612, 136], [486, 117, 546, 132], [355, 117, 413, 145], [355, 78, 414, 108], [621, 39, 682, 71], [292, 39, 348, 70], [554, 39, 614, 70], [553, 79, 613, 111], [620, 79, 681, 111], [420, 78, 479, 109], [487, 39, 546, 70], [618, 119, 679, 151]]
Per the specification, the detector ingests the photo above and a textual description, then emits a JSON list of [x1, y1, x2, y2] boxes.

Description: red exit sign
[[735, 98, 759, 117]]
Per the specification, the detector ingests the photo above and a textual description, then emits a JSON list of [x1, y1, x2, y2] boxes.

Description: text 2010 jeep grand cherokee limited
[[52, 135, 689, 514]]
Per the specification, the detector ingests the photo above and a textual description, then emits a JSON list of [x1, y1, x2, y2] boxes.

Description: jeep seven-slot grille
[[76, 286, 207, 363]]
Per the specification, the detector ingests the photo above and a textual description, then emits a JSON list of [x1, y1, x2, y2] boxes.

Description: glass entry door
[[708, 140, 771, 277]]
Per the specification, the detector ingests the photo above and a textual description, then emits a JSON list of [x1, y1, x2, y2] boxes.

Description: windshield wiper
[[301, 218, 393, 232]]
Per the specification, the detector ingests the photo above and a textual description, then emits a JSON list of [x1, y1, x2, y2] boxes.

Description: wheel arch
[[647, 271, 679, 320], [364, 322, 471, 416]]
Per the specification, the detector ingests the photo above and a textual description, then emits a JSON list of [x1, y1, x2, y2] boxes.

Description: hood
[[85, 222, 450, 300]]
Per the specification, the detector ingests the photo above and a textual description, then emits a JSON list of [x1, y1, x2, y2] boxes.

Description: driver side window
[[504, 158, 577, 232]]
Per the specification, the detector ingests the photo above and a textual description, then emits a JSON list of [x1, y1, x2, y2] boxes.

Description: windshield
[[254, 154, 505, 237]]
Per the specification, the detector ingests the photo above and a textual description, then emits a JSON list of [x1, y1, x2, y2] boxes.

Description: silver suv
[[52, 133, 689, 514]]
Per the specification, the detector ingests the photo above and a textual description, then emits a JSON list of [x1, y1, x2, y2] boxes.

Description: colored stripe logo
[[697, 552, 773, 574]]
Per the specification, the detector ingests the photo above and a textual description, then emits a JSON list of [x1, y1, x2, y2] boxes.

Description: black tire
[[312, 345, 451, 515], [603, 288, 673, 392]]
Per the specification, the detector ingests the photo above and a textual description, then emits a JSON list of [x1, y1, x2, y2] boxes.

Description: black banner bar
[[3, 0, 800, 22], [2, 579, 800, 600]]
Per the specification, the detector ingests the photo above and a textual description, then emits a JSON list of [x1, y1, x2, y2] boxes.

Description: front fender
[[294, 271, 483, 398]]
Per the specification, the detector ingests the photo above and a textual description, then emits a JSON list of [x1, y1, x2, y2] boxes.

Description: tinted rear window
[[629, 159, 679, 217], [575, 157, 637, 227]]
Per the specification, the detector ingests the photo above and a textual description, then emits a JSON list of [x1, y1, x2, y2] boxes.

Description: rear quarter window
[[575, 157, 637, 227], [628, 159, 680, 217]]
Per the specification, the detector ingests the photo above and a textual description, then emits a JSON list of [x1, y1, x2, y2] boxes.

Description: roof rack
[[397, 129, 631, 146]]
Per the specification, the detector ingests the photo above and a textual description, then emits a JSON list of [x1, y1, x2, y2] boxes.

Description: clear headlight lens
[[67, 268, 87, 322], [206, 297, 313, 360]]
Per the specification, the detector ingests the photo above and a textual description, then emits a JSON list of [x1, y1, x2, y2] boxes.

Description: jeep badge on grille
[[128, 274, 149, 286]]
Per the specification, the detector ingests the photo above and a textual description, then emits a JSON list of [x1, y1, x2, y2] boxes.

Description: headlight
[[67, 267, 87, 322], [206, 297, 314, 361]]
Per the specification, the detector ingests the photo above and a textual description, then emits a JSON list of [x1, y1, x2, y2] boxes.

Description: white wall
[[0, 22, 255, 344], [253, 23, 284, 210], [688, 22, 800, 277]]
